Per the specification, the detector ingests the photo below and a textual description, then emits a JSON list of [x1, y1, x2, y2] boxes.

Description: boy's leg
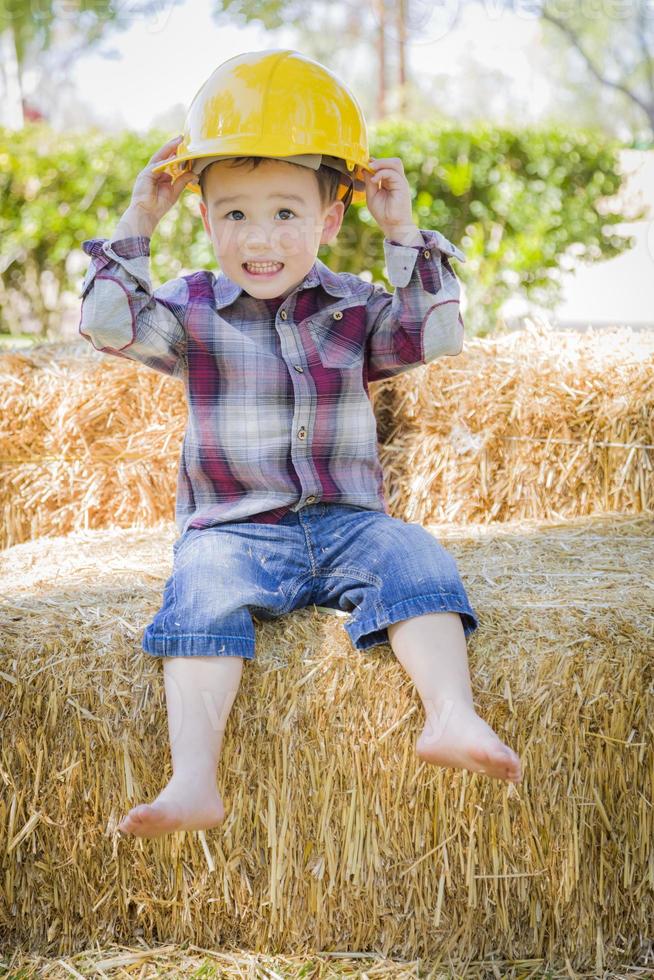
[[118, 655, 243, 837], [387, 612, 522, 783]]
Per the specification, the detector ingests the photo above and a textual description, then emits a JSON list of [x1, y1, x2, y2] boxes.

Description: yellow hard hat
[[151, 48, 373, 210]]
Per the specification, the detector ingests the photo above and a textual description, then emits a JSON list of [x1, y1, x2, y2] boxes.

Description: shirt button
[[332, 310, 343, 320], [298, 427, 306, 439], [305, 495, 316, 503], [423, 249, 431, 260], [280, 310, 288, 320], [293, 364, 304, 373]]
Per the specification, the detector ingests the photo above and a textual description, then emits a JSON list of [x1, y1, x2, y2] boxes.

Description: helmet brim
[[152, 152, 369, 205]]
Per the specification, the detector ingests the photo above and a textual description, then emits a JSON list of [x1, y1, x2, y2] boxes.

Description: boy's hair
[[199, 156, 344, 210]]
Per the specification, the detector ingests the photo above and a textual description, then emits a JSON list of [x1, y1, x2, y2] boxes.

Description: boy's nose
[[242, 235, 272, 254], [245, 240, 270, 252], [240, 226, 301, 257]]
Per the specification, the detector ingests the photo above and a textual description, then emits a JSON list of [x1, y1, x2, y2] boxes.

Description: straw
[[0, 510, 651, 968], [1, 320, 652, 550]]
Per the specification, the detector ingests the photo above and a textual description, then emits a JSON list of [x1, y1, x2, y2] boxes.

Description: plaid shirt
[[79, 229, 466, 535]]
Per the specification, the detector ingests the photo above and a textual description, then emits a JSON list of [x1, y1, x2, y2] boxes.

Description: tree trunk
[[396, 0, 407, 115], [374, 0, 387, 119], [0, 26, 24, 129]]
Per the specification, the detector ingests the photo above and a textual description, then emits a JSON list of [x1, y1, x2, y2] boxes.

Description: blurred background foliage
[[1, 0, 653, 342], [0, 118, 642, 339]]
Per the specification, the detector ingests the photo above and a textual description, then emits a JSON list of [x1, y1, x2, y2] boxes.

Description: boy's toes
[[475, 740, 522, 782], [499, 746, 522, 781], [118, 802, 166, 836], [117, 808, 138, 835]]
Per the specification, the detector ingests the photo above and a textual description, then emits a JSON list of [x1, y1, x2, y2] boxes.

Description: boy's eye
[[225, 208, 296, 220]]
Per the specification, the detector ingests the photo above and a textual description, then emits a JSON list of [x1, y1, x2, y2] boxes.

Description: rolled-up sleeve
[[78, 236, 188, 379], [364, 228, 466, 382]]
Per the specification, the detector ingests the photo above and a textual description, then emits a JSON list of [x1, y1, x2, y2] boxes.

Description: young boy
[[80, 113, 521, 840]]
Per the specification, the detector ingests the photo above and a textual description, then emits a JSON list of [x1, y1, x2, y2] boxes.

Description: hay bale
[[0, 340, 183, 550], [0, 511, 651, 970], [2, 943, 652, 978], [375, 321, 654, 524], [1, 323, 652, 550]]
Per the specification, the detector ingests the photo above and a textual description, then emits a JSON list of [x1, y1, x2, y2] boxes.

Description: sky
[[49, 0, 553, 134]]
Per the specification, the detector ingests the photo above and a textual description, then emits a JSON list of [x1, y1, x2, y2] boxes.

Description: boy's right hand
[[124, 136, 197, 235]]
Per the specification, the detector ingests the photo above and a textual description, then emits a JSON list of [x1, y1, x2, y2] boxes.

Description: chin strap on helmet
[[340, 179, 354, 213]]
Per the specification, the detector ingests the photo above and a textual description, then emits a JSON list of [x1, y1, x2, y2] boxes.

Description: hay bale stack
[[375, 321, 654, 524], [1, 324, 652, 550], [0, 340, 183, 551], [1, 512, 651, 970]]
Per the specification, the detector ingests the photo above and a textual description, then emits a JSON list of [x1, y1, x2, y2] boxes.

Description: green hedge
[[0, 120, 642, 338]]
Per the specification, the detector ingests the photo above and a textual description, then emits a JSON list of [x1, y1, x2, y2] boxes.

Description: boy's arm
[[364, 227, 466, 383], [78, 136, 197, 379], [78, 231, 188, 380]]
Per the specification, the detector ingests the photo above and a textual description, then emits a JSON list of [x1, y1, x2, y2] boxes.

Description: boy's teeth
[[246, 261, 283, 271]]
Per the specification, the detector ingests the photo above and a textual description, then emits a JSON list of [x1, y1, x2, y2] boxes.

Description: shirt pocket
[[307, 306, 367, 369]]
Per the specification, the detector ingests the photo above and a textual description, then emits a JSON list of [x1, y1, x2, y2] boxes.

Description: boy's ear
[[320, 199, 345, 246], [199, 199, 211, 237]]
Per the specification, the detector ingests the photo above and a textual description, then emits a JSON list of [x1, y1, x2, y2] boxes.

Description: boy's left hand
[[363, 157, 416, 240]]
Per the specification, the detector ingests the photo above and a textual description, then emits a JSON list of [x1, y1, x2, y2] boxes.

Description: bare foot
[[416, 699, 522, 783], [117, 775, 225, 838]]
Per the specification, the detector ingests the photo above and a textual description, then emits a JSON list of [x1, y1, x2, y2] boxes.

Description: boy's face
[[198, 159, 345, 299]]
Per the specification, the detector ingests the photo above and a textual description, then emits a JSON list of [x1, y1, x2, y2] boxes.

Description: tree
[[0, 0, 182, 129], [469, 0, 654, 141], [210, 0, 413, 121]]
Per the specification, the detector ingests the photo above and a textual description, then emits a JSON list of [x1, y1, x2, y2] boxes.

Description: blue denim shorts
[[142, 503, 479, 660]]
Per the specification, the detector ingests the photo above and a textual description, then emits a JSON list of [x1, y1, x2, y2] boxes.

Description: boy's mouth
[[242, 261, 284, 278]]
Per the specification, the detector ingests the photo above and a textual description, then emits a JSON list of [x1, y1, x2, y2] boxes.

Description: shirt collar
[[212, 256, 353, 311]]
